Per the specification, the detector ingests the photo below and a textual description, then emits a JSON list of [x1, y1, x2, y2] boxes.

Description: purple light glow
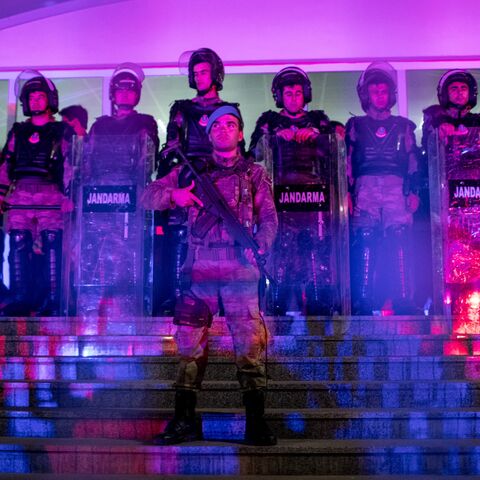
[[0, 0, 480, 71]]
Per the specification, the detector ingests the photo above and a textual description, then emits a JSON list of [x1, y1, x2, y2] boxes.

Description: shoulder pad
[[308, 109, 330, 122], [257, 110, 280, 125], [394, 115, 416, 131], [170, 100, 191, 114], [345, 116, 357, 130], [423, 104, 443, 117]]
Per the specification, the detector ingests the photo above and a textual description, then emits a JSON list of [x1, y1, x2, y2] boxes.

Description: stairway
[[1, 314, 480, 478]]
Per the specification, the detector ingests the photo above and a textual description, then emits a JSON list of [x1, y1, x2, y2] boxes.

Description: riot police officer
[[89, 63, 159, 146], [422, 70, 480, 151], [250, 66, 331, 153], [60, 105, 88, 138], [346, 62, 420, 315], [84, 63, 158, 318], [249, 67, 332, 315], [158, 48, 239, 314], [417, 72, 480, 310], [0, 73, 73, 315], [144, 105, 278, 446]]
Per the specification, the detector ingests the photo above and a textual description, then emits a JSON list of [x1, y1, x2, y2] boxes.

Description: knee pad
[[40, 229, 62, 251], [9, 229, 33, 252], [353, 226, 379, 249], [385, 224, 409, 240]]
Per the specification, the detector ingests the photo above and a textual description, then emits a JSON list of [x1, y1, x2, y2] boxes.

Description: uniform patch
[[449, 179, 480, 208], [199, 114, 209, 127], [83, 185, 137, 212], [375, 126, 387, 138], [274, 184, 329, 212], [29, 132, 40, 144]]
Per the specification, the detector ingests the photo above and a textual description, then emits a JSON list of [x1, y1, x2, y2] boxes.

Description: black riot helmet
[[357, 62, 397, 112], [437, 69, 477, 109], [271, 66, 312, 108], [19, 75, 59, 116], [188, 48, 225, 91], [109, 62, 145, 107]]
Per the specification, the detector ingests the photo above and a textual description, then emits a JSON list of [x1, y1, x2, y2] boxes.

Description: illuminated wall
[[0, 0, 479, 69], [1, 0, 480, 143]]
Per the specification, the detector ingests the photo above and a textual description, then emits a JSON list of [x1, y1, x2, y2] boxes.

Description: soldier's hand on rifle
[[276, 128, 296, 142], [244, 248, 264, 267], [295, 127, 319, 143], [171, 180, 204, 208]]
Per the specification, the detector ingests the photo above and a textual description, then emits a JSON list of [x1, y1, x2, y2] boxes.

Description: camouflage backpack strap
[[235, 156, 255, 231]]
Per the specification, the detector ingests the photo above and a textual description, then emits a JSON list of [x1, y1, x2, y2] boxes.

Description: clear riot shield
[[61, 135, 83, 316], [65, 134, 154, 320], [257, 133, 350, 315], [429, 128, 480, 333]]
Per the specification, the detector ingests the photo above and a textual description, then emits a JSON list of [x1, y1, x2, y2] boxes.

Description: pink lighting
[[452, 290, 480, 335], [1, 0, 480, 72], [444, 339, 469, 356]]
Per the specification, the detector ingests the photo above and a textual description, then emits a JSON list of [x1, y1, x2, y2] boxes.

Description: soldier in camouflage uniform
[[144, 105, 278, 446]]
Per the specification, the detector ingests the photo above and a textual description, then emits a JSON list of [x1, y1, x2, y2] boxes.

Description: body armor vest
[[90, 112, 159, 148], [435, 111, 480, 129], [350, 115, 410, 178], [269, 111, 329, 183], [189, 156, 255, 246], [422, 106, 480, 153], [8, 122, 67, 186], [169, 100, 238, 157]]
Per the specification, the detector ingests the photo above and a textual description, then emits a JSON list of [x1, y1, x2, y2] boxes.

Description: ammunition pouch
[[191, 209, 220, 239], [173, 291, 213, 328]]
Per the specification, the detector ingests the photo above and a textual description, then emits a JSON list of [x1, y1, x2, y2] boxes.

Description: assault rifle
[[173, 147, 274, 283]]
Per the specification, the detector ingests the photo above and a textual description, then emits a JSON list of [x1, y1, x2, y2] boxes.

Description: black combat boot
[[243, 389, 277, 446], [153, 389, 203, 445], [1, 229, 33, 316], [386, 224, 416, 314], [351, 227, 378, 315], [36, 229, 63, 316]]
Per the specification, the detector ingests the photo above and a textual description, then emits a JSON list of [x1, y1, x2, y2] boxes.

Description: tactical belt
[[194, 245, 243, 261]]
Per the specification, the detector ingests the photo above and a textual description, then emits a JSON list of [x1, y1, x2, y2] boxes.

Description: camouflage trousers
[[352, 175, 412, 231], [174, 253, 268, 391], [5, 181, 65, 236]]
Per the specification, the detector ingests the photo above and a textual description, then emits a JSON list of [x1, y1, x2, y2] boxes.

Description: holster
[[173, 291, 213, 328]]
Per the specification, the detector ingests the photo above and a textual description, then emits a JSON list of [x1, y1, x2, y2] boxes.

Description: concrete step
[[1, 355, 477, 382], [1, 476, 479, 480], [0, 315, 448, 336], [0, 476, 476, 480], [2, 379, 480, 409], [1, 437, 480, 475], [1, 334, 475, 357], [3, 407, 480, 441], [2, 477, 477, 480], [2, 476, 477, 480]]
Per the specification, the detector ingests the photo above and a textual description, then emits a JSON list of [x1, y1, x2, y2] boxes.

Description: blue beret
[[206, 105, 243, 134]]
